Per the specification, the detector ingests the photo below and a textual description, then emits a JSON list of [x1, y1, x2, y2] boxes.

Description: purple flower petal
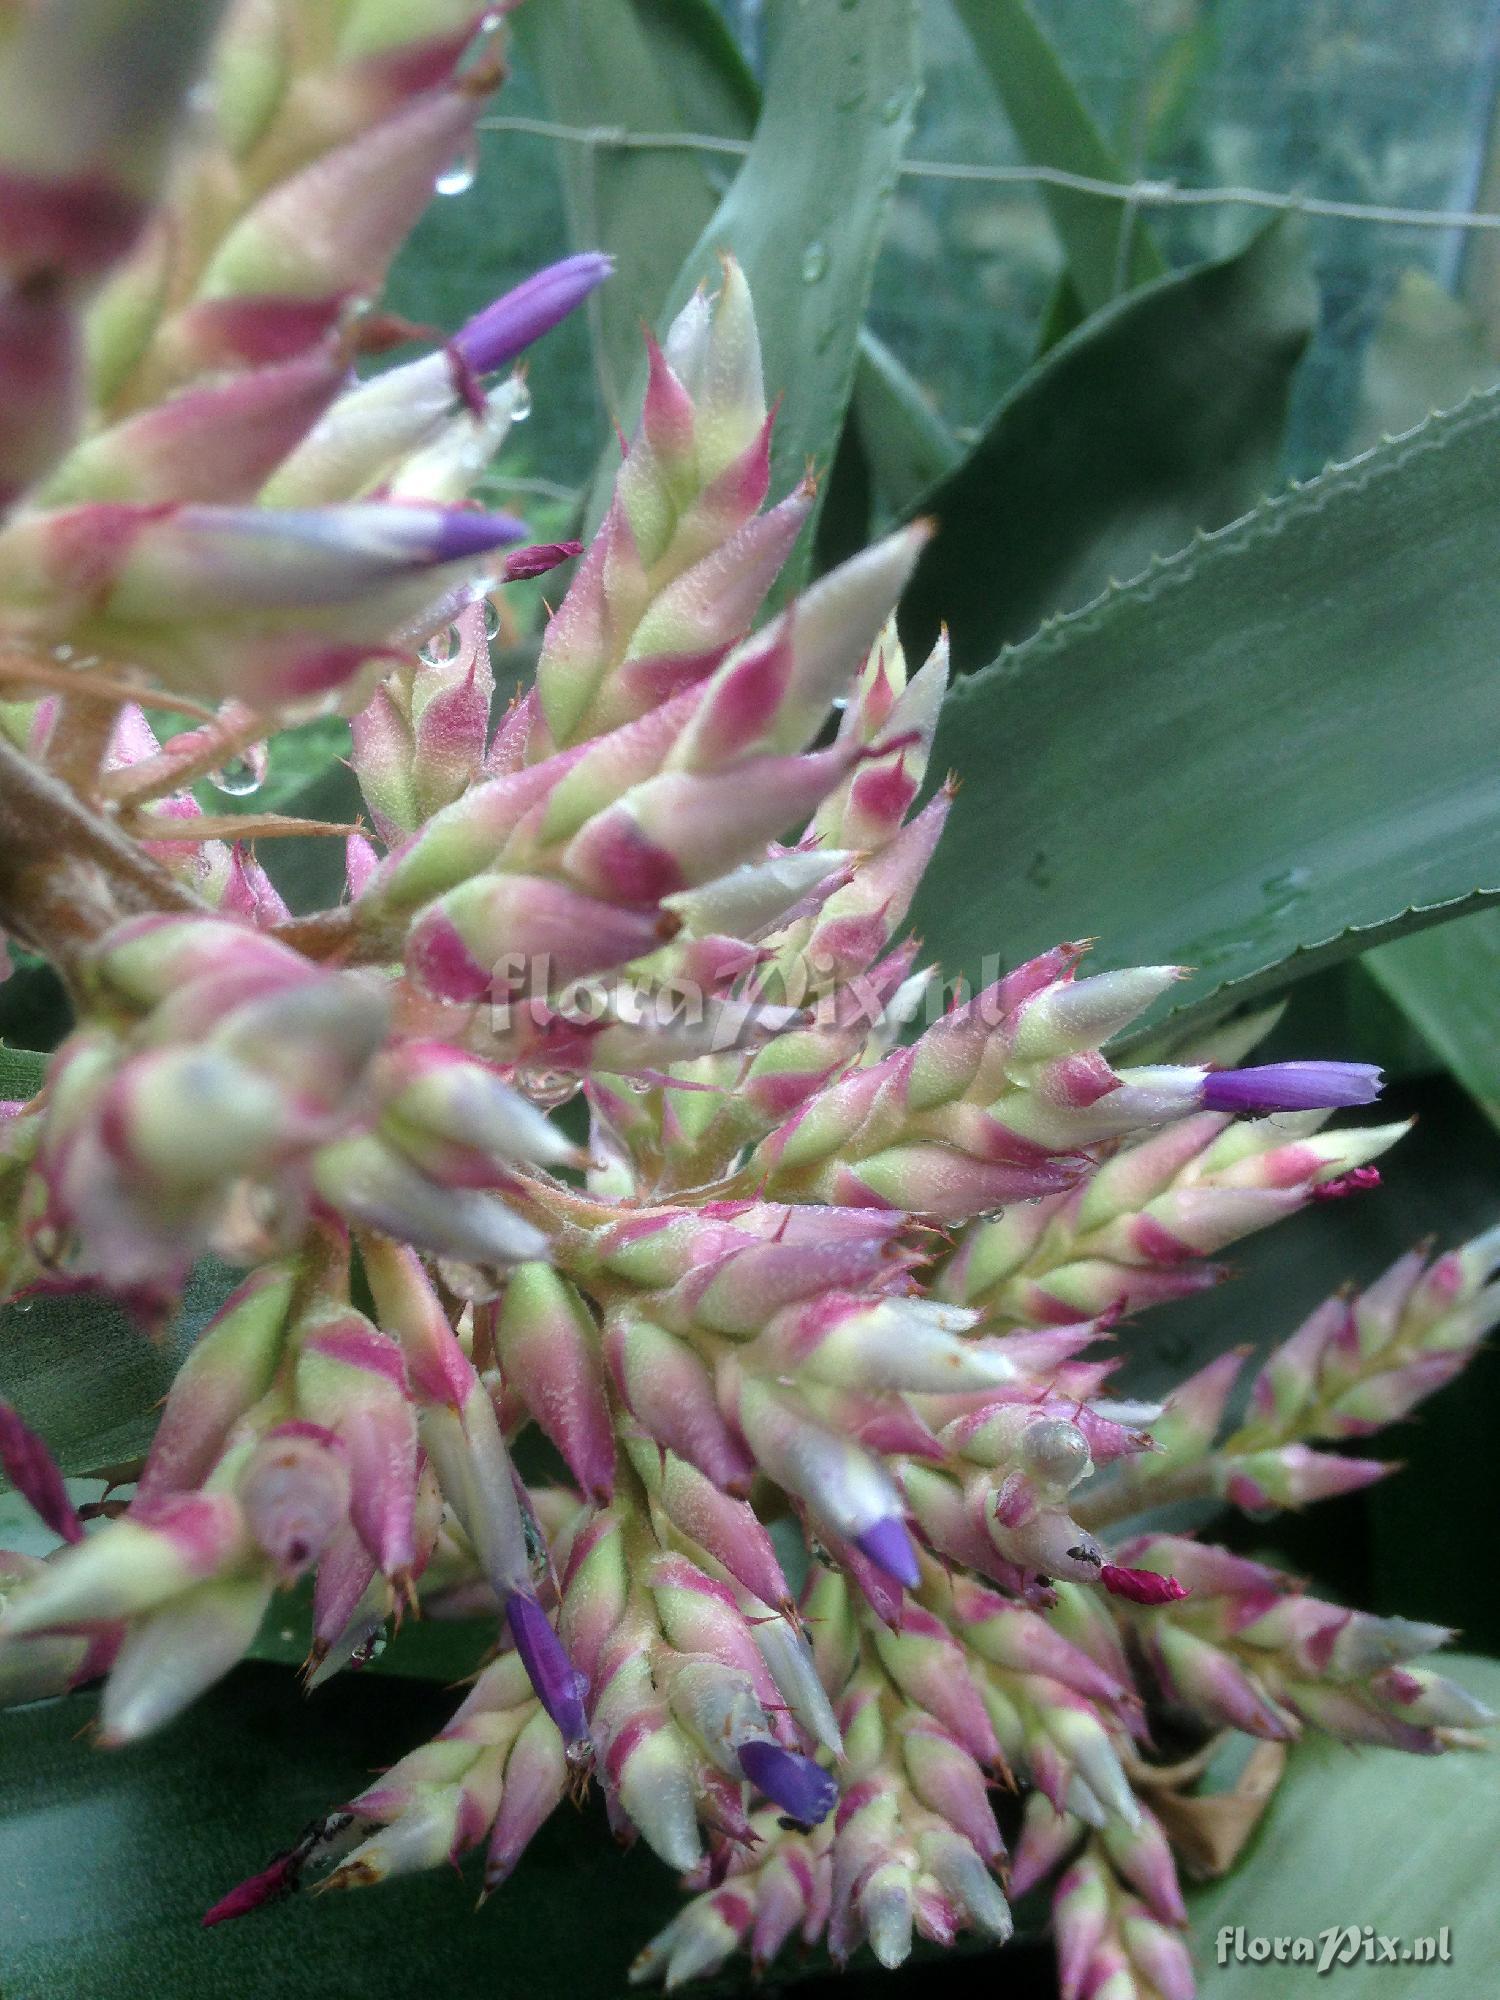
[[454, 253, 614, 376], [737, 1740, 838, 1826], [854, 1515, 921, 1589], [0, 1399, 82, 1544], [506, 1590, 590, 1749], [429, 508, 530, 563], [1200, 1061, 1383, 1116]]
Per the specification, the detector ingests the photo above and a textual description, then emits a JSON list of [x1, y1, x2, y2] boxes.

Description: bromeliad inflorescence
[[0, 6, 1491, 1996]]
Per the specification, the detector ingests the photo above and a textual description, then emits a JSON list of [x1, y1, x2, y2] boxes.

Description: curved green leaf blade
[[948, 0, 1164, 317], [853, 326, 961, 510], [0, 1666, 684, 2000], [910, 386, 1500, 1040], [899, 219, 1316, 670], [0, 1261, 238, 1488], [1188, 1656, 1500, 1996], [1365, 910, 1500, 1128]]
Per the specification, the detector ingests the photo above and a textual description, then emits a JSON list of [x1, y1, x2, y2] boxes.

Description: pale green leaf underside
[[1187, 1655, 1500, 1997]]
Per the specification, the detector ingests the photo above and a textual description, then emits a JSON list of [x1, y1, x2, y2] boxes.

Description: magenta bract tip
[[1100, 1564, 1189, 1605]]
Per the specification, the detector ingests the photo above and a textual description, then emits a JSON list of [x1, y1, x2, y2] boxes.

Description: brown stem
[[125, 811, 363, 843], [0, 731, 207, 983], [0, 650, 217, 721], [44, 692, 122, 800]]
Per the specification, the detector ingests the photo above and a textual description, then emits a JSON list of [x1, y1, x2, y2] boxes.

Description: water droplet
[[1260, 866, 1311, 899], [420, 624, 462, 667], [880, 90, 908, 124], [507, 374, 533, 423], [801, 242, 829, 284], [517, 1068, 582, 1110], [209, 750, 266, 798], [436, 140, 477, 197], [482, 598, 501, 640]]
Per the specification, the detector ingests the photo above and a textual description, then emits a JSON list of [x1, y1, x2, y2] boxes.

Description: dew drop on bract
[[209, 750, 266, 798], [801, 242, 830, 284], [436, 140, 478, 197]]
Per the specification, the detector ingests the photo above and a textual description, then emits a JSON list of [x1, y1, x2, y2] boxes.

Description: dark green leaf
[[910, 384, 1500, 1041], [948, 0, 1164, 317], [1187, 1655, 1500, 1995], [851, 327, 961, 514], [1365, 910, 1500, 1128], [256, 760, 365, 917], [0, 1044, 45, 1100], [0, 1665, 684, 2000], [0, 1260, 239, 1488], [248, 1582, 494, 1684], [899, 219, 1316, 670]]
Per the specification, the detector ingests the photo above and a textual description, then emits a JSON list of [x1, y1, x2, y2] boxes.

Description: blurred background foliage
[[389, 0, 1500, 495]]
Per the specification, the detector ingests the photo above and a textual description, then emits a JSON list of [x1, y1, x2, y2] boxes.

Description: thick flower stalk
[[0, 10, 1491, 2000]]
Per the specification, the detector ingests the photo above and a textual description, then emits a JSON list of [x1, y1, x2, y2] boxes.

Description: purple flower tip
[[737, 1740, 839, 1827], [1200, 1061, 1384, 1116], [854, 1515, 921, 1589], [431, 508, 530, 563], [454, 253, 614, 376], [506, 1590, 590, 1748]]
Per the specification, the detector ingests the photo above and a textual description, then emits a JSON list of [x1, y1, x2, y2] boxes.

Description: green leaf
[[514, 0, 753, 420], [898, 218, 1316, 671], [0, 1666, 685, 1999], [851, 327, 961, 511], [580, 0, 921, 598], [948, 0, 1164, 317], [910, 384, 1500, 1041], [1188, 1655, 1500, 1995], [0, 1260, 239, 1488], [0, 1043, 45, 1099], [1365, 910, 1500, 1128], [256, 759, 365, 917]]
